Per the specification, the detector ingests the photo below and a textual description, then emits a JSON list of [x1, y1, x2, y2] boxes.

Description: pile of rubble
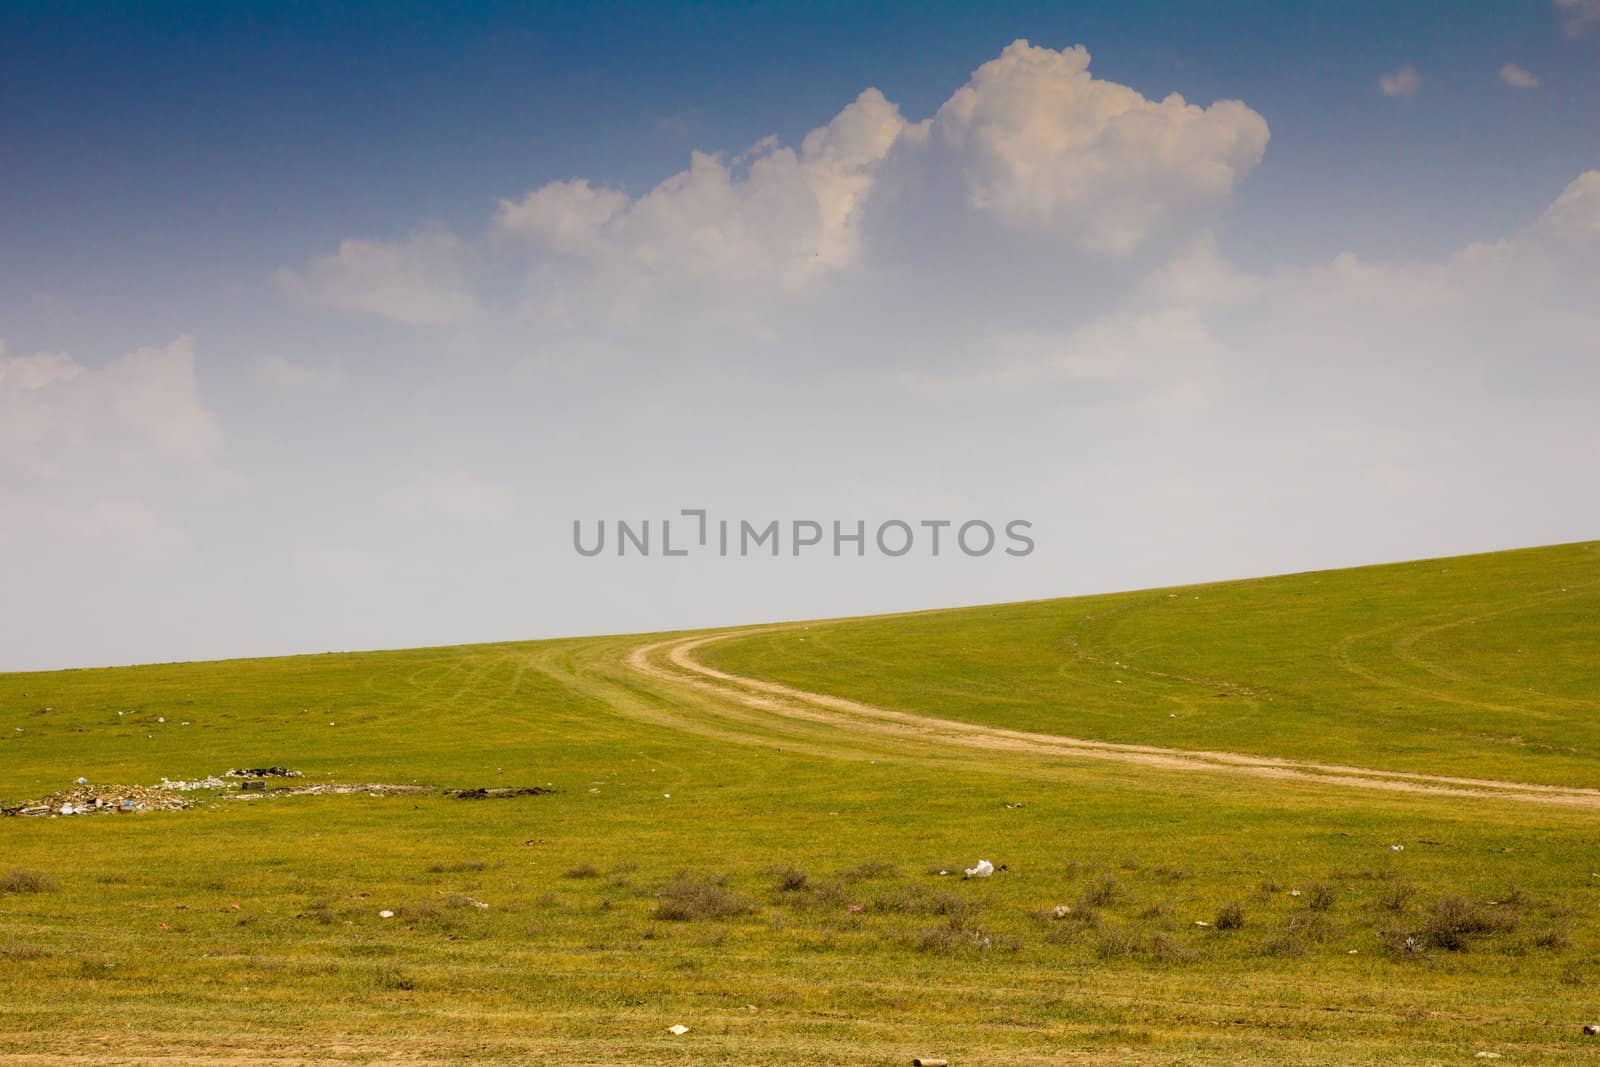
[[156, 775, 230, 791], [2, 768, 556, 817], [2, 782, 191, 817]]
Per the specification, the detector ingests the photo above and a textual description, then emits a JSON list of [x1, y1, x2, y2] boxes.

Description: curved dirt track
[[626, 628, 1600, 809]]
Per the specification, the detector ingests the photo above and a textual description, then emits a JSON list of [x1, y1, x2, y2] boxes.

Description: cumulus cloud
[[443, 38, 1271, 373], [0, 335, 225, 584], [1378, 65, 1421, 98], [891, 41, 1268, 255], [1499, 63, 1539, 89], [1539, 169, 1600, 240], [496, 86, 907, 291], [0, 336, 220, 481], [277, 227, 478, 326], [482, 39, 1268, 318], [1556, 0, 1600, 38]]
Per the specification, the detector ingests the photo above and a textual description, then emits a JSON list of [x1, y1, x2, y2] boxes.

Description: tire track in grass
[[625, 629, 1600, 809]]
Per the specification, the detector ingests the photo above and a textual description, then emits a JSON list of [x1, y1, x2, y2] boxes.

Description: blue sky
[[6, 1, 1595, 321], [2, 2, 1598, 670]]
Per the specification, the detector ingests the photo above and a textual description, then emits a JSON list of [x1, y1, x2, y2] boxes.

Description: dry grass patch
[[653, 872, 754, 922], [1, 868, 58, 894]]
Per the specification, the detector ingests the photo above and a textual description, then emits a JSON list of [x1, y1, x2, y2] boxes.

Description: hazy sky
[[3, 1, 1598, 671]]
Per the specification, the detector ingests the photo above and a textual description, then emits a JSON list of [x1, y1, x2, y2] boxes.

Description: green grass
[[2, 542, 1599, 1064], [703, 540, 1600, 786]]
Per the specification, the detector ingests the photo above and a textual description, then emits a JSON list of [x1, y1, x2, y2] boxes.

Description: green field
[[3, 542, 1600, 1065]]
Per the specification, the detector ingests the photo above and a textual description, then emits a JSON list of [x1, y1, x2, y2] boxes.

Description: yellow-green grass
[[2, 543, 1599, 1065], [703, 540, 1600, 787]]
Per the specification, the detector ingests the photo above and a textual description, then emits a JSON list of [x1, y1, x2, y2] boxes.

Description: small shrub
[[1139, 899, 1172, 921], [1259, 933, 1307, 958], [1375, 882, 1418, 912], [1379, 926, 1427, 958], [1422, 895, 1517, 951], [369, 963, 416, 991], [1, 942, 46, 960], [1214, 901, 1245, 930], [426, 861, 486, 874], [769, 865, 809, 892], [1043, 920, 1080, 946], [1306, 883, 1336, 911], [1078, 873, 1121, 908], [796, 880, 849, 910], [914, 916, 983, 955], [868, 884, 969, 918], [1095, 924, 1138, 959], [1533, 927, 1571, 951], [0, 869, 57, 894], [654, 872, 753, 922], [1148, 932, 1197, 963], [839, 861, 898, 883], [1285, 912, 1339, 944], [562, 864, 601, 880]]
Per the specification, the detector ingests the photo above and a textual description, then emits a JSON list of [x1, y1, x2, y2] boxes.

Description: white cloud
[[1557, 0, 1600, 38], [892, 40, 1268, 254], [1538, 169, 1600, 240], [496, 86, 907, 290], [0, 335, 223, 575], [0, 336, 220, 481], [1378, 65, 1421, 98], [490, 39, 1265, 306], [277, 227, 478, 326], [259, 353, 343, 392], [1499, 63, 1539, 89]]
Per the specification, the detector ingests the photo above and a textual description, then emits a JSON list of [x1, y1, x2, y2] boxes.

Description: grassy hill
[[701, 541, 1600, 787], [2, 543, 1599, 1065]]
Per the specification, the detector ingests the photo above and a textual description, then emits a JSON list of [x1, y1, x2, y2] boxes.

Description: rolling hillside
[[3, 543, 1599, 1065], [701, 541, 1600, 786]]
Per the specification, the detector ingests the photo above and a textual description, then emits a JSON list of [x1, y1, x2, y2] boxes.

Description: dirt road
[[625, 628, 1600, 808]]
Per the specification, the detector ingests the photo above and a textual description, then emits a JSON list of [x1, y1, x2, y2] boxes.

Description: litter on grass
[[4, 772, 555, 816], [667, 1025, 689, 1036], [2, 782, 190, 817], [158, 776, 229, 791], [963, 859, 995, 879]]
